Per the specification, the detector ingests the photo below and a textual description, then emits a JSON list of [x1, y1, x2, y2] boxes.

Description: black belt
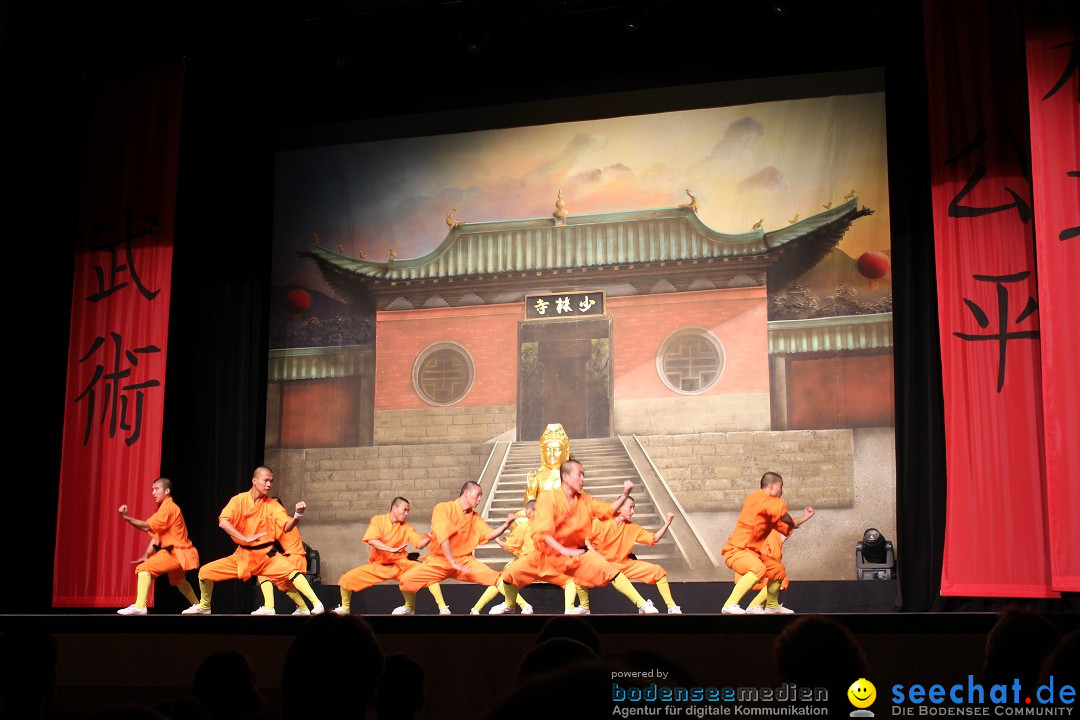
[[239, 541, 278, 557]]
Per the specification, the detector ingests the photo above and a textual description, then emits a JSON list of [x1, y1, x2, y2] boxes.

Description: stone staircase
[[475, 437, 688, 572]]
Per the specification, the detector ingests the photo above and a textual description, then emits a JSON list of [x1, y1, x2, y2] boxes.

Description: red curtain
[[924, 0, 1056, 598], [1025, 2, 1080, 594], [53, 64, 184, 607]]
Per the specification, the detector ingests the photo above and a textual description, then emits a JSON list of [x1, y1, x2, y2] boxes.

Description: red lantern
[[856, 251, 890, 280], [284, 288, 311, 314]]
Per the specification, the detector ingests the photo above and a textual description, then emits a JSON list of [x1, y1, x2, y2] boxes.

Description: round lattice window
[[413, 342, 475, 406], [656, 328, 725, 395]]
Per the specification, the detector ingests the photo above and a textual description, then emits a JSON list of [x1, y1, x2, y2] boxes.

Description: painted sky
[[273, 92, 890, 296]]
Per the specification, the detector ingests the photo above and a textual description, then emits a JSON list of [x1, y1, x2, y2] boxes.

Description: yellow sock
[[473, 585, 500, 612], [765, 580, 782, 609], [286, 589, 307, 611], [135, 572, 152, 609], [747, 587, 767, 609], [176, 579, 198, 605], [515, 590, 530, 610], [656, 577, 676, 609], [259, 579, 275, 610], [428, 582, 448, 610], [723, 572, 758, 608], [611, 573, 647, 608], [290, 573, 320, 607], [339, 587, 352, 612], [563, 583, 577, 612], [197, 578, 214, 609], [502, 583, 519, 608], [576, 583, 590, 610], [401, 590, 417, 611]]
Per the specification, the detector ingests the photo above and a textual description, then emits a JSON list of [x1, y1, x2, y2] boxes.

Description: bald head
[[760, 472, 783, 489]]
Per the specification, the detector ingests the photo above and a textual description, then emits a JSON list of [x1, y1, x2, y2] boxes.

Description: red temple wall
[[786, 352, 895, 428], [375, 303, 520, 411], [607, 287, 769, 398], [279, 377, 364, 448]]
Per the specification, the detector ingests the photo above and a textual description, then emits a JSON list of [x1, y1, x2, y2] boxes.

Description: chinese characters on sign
[[953, 271, 1039, 393], [74, 209, 163, 446], [525, 291, 605, 320]]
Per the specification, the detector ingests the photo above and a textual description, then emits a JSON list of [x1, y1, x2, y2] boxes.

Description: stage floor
[[3, 582, 1077, 719]]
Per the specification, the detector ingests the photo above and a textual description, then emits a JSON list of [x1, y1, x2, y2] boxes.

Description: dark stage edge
[[6, 583, 1077, 720]]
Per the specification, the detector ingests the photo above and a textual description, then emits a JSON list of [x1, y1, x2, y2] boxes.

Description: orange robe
[[198, 491, 299, 583], [267, 523, 308, 590], [722, 490, 794, 582], [590, 517, 667, 584], [338, 513, 427, 592], [136, 496, 199, 585], [751, 530, 789, 592], [398, 500, 500, 591], [502, 489, 621, 589]]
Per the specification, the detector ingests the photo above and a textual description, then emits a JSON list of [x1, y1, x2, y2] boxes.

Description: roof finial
[[680, 188, 699, 213], [552, 190, 569, 226]]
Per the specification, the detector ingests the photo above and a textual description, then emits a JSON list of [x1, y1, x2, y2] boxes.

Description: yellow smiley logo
[[847, 678, 876, 709]]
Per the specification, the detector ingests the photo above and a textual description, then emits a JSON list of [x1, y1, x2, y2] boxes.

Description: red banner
[[924, 0, 1057, 597], [53, 65, 184, 607], [1025, 4, 1080, 594]]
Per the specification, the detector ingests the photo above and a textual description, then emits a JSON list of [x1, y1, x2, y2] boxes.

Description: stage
[[4, 582, 1076, 718]]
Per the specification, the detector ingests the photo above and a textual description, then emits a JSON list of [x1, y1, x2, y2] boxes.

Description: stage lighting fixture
[[855, 527, 895, 580]]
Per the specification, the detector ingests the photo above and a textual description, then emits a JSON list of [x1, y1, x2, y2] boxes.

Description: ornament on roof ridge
[[552, 190, 569, 226], [446, 208, 464, 229], [680, 188, 699, 213]]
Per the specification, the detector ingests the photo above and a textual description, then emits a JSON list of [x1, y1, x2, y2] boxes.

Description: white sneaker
[[764, 604, 794, 614], [721, 604, 746, 615], [488, 603, 515, 615], [310, 603, 325, 615], [182, 604, 210, 615], [391, 605, 414, 615], [439, 606, 452, 615], [745, 605, 766, 615], [117, 604, 146, 616], [331, 606, 349, 616], [565, 606, 590, 615], [638, 600, 659, 614], [667, 605, 682, 615], [520, 603, 534, 615], [470, 608, 481, 615], [250, 606, 275, 616], [292, 607, 311, 616]]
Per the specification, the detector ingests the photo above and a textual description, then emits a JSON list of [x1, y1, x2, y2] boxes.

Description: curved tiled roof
[[302, 199, 866, 284]]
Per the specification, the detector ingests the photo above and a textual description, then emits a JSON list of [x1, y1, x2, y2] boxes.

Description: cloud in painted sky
[[738, 166, 787, 192]]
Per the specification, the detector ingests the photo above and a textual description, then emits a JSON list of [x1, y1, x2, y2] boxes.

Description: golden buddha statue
[[524, 423, 571, 502]]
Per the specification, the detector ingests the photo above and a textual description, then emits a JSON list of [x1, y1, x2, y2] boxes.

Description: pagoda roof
[[302, 199, 872, 299]]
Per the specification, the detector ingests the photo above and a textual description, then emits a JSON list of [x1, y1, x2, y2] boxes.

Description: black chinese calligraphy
[[75, 332, 161, 446], [1042, 36, 1077, 102], [945, 128, 1032, 225], [1061, 171, 1079, 241], [953, 271, 1039, 393], [88, 209, 161, 302]]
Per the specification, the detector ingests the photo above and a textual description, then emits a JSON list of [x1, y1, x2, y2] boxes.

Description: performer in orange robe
[[182, 466, 324, 615], [744, 530, 790, 613], [331, 497, 449, 615], [588, 497, 681, 613], [501, 459, 659, 613], [395, 482, 515, 614], [251, 497, 312, 615], [117, 477, 200, 615], [720, 471, 814, 614]]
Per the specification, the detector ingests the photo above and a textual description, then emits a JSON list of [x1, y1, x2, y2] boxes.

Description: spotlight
[[855, 528, 895, 580]]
